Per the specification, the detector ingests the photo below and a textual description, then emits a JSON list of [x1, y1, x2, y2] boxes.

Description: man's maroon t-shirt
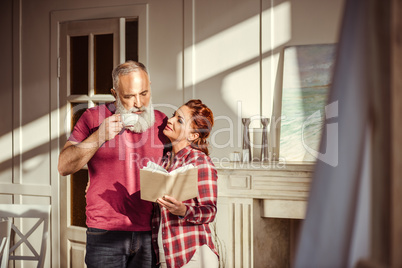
[[68, 103, 168, 231]]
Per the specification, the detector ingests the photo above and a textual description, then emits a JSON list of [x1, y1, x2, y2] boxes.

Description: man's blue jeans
[[85, 228, 156, 268]]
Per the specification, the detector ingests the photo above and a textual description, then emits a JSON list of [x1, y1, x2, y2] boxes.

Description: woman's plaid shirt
[[151, 146, 219, 268]]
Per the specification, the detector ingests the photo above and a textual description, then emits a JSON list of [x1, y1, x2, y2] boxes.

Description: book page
[[142, 161, 168, 174], [168, 168, 198, 201], [169, 164, 194, 175]]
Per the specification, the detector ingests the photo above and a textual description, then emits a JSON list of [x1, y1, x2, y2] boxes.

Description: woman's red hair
[[184, 99, 214, 155]]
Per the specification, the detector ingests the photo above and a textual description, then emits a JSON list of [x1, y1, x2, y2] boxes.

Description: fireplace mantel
[[214, 161, 314, 268]]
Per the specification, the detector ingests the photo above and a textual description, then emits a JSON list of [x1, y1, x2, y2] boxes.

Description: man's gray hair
[[112, 60, 148, 91]]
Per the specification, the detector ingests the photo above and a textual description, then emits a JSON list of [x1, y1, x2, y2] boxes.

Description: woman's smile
[[164, 124, 173, 131]]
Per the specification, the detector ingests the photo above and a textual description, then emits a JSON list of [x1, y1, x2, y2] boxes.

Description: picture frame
[[279, 44, 336, 161]]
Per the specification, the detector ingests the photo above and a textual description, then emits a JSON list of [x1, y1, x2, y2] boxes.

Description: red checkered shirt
[[151, 146, 219, 268]]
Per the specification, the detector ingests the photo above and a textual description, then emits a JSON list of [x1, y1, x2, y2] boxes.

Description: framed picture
[[279, 44, 336, 161]]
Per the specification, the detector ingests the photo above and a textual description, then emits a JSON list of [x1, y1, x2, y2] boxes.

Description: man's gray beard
[[115, 96, 155, 133]]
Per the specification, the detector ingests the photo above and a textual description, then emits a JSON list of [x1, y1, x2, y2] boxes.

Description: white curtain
[[294, 0, 374, 266]]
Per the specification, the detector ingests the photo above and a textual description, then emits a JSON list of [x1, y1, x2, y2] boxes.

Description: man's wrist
[[93, 129, 106, 147]]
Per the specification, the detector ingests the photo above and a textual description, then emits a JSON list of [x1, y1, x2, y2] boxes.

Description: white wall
[[176, 0, 344, 160], [0, 0, 344, 266]]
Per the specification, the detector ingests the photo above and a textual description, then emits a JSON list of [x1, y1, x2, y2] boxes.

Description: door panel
[[59, 18, 124, 268]]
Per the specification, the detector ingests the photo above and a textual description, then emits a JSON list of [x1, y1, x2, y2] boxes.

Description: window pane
[[70, 36, 89, 95], [126, 20, 138, 61], [71, 103, 89, 131], [71, 169, 88, 227], [94, 34, 113, 95]]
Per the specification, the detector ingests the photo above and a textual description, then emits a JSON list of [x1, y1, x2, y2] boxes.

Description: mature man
[[58, 61, 168, 268]]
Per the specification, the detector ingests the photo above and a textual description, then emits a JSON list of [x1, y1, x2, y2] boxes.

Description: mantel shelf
[[214, 160, 316, 172], [216, 160, 314, 219]]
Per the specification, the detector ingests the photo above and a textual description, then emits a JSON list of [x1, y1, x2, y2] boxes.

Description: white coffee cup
[[121, 113, 139, 127]]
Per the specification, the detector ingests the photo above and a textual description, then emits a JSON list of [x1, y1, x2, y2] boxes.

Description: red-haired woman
[[151, 99, 219, 268]]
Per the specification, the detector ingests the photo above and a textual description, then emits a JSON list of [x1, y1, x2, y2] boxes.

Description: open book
[[140, 161, 198, 202]]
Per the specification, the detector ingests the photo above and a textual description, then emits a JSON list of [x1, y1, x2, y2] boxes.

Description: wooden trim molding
[[12, 0, 22, 184], [391, 0, 402, 266]]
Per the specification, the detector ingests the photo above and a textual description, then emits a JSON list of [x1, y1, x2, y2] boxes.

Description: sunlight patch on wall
[[184, 12, 260, 88], [0, 109, 61, 165], [262, 1, 292, 54], [180, 2, 292, 117], [221, 62, 260, 119], [0, 132, 16, 165]]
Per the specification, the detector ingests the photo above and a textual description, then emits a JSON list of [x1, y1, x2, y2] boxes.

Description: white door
[[59, 18, 127, 268]]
